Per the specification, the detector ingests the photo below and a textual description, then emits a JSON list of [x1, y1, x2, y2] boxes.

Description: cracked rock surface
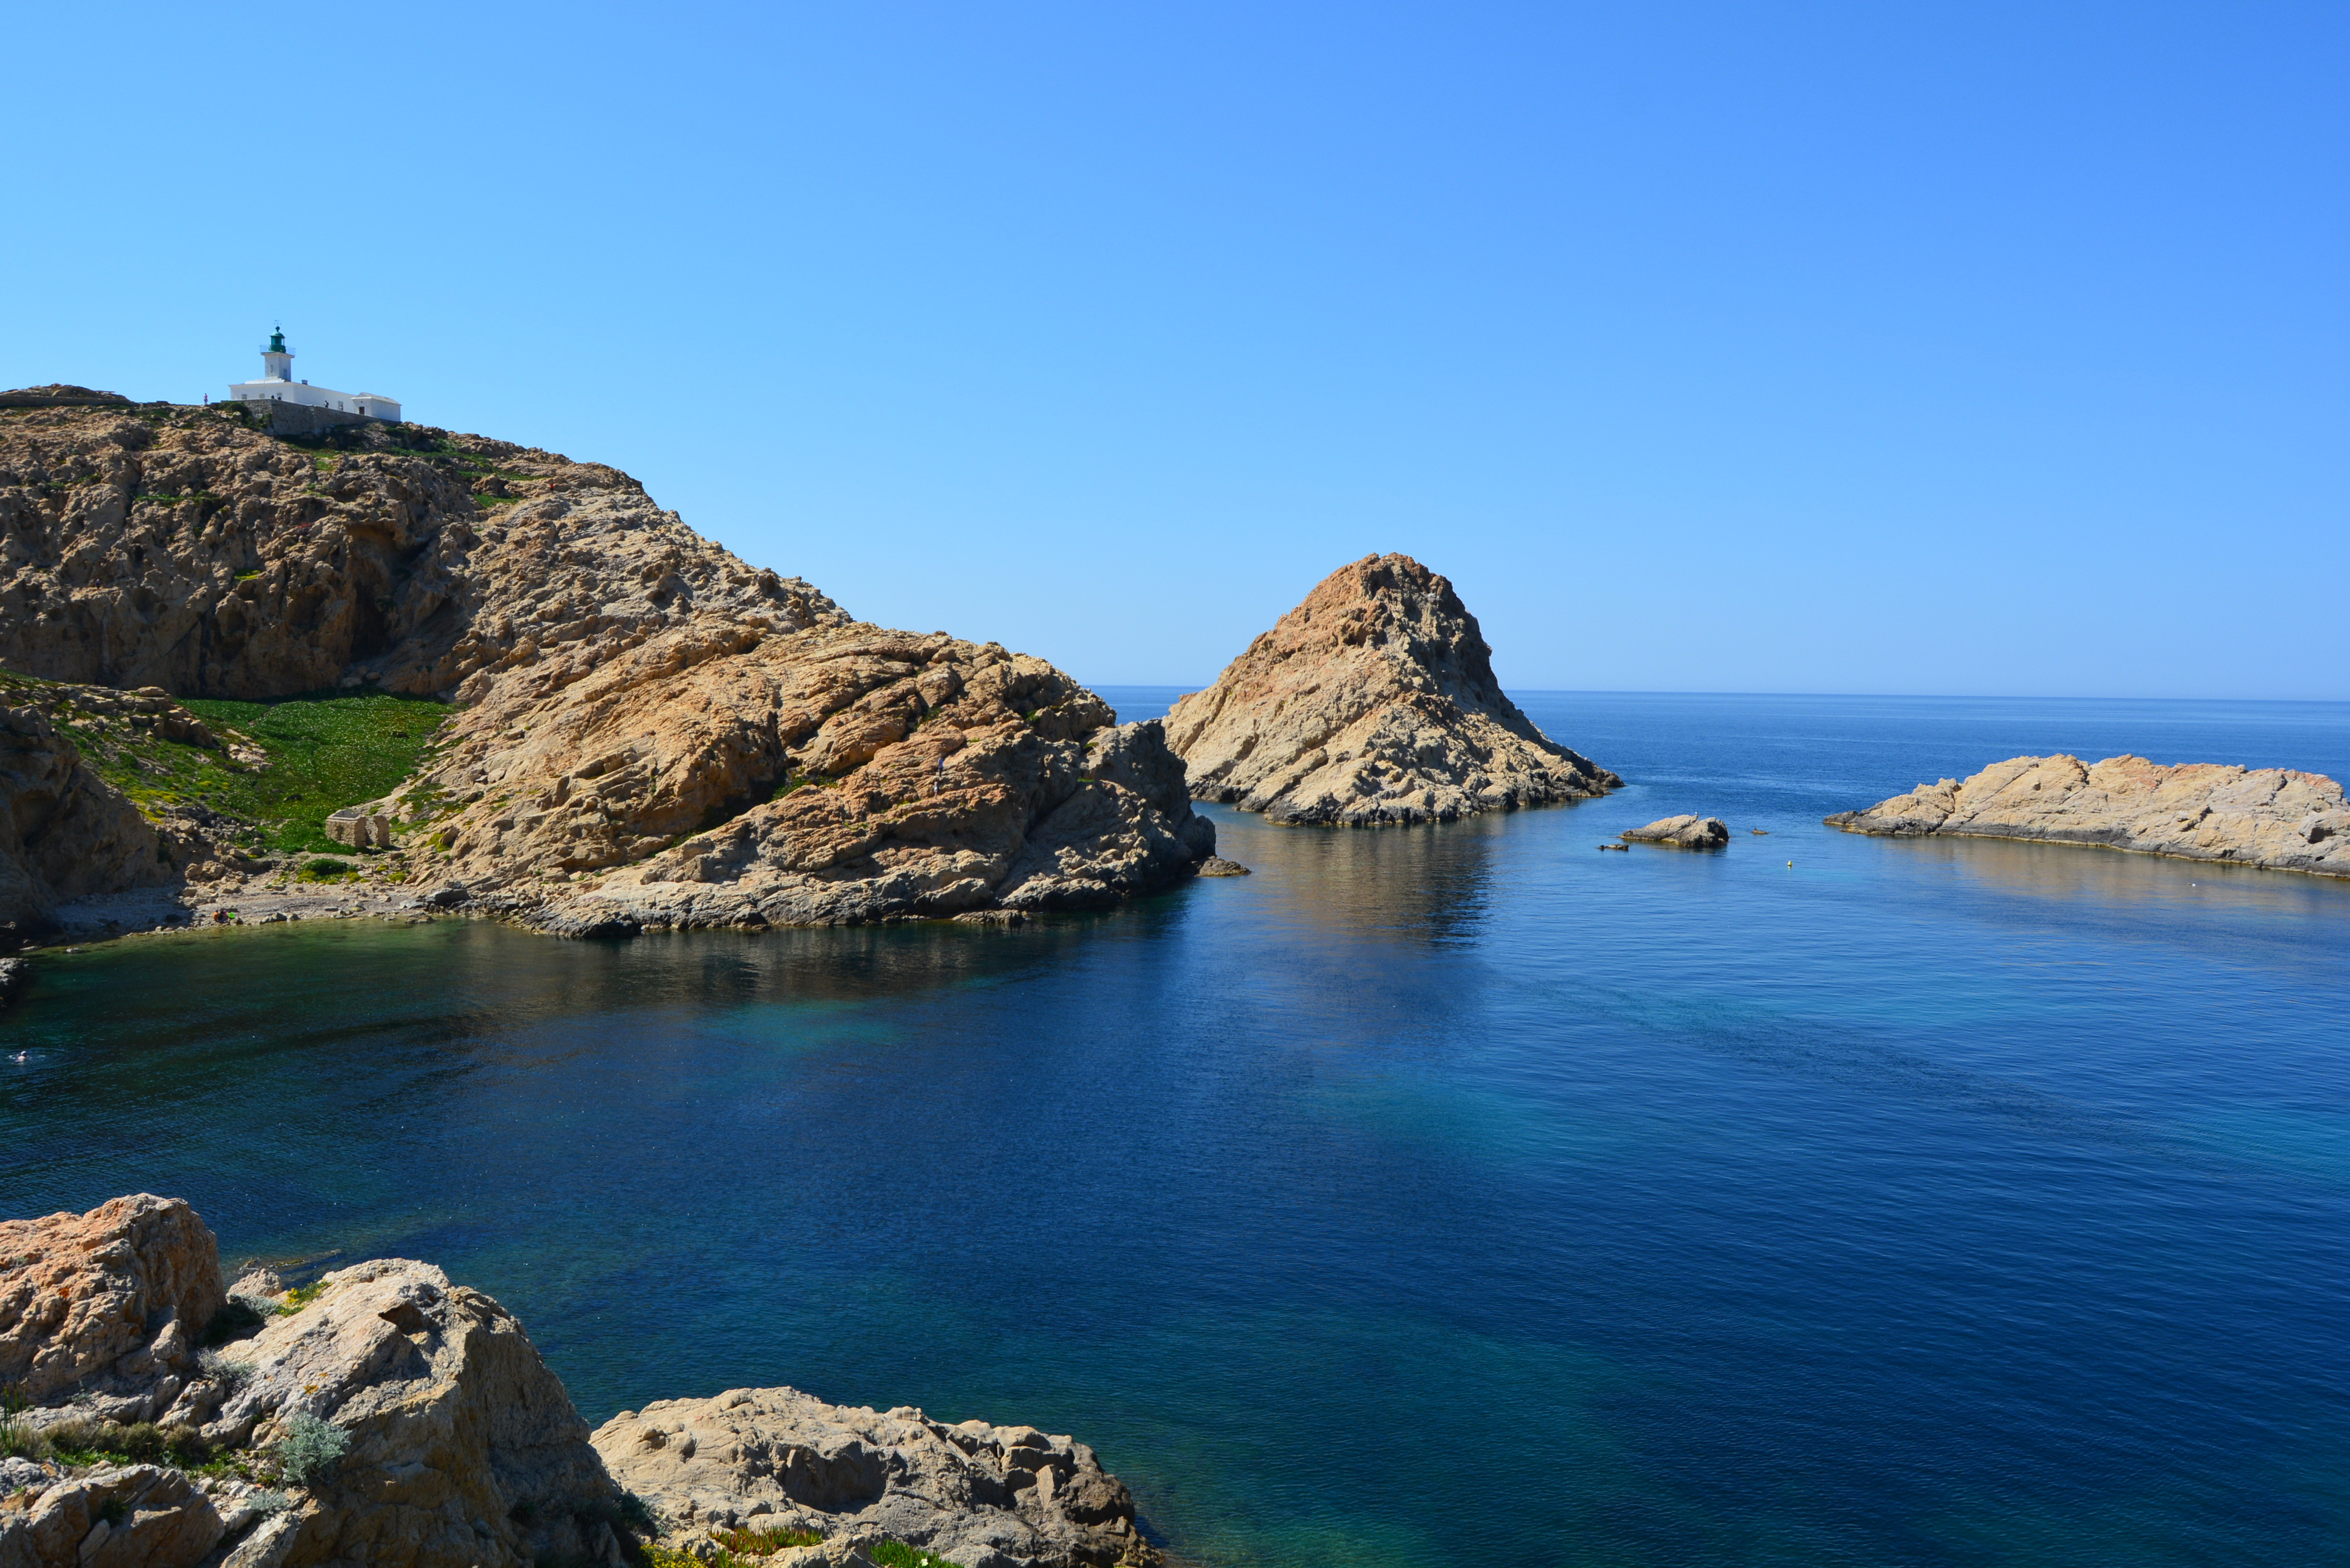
[[1166, 553, 1618, 826], [1825, 754, 2350, 878]]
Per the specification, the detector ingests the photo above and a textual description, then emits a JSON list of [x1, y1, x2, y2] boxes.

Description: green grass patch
[[713, 1525, 823, 1554], [177, 692, 451, 854], [866, 1541, 955, 1568]]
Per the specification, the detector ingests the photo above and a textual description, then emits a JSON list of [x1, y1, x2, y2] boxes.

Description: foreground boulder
[[0, 1198, 621, 1568], [1622, 815, 1730, 849], [1, 1197, 1165, 1568], [1166, 554, 1617, 825], [592, 1387, 1157, 1568], [1826, 755, 2350, 879], [191, 1259, 624, 1568], [0, 1195, 223, 1409]]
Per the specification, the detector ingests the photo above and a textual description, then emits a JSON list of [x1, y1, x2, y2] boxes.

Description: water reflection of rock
[[1212, 802, 1515, 947], [1862, 831, 2350, 916]]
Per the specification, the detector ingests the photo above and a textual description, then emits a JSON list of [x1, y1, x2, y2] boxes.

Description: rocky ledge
[[1621, 815, 1729, 849], [1165, 554, 1618, 826], [1825, 754, 2350, 879], [595, 1388, 1149, 1568], [0, 1195, 1159, 1568]]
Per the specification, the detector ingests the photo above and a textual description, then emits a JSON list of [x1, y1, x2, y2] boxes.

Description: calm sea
[[7, 692, 2349, 1567]]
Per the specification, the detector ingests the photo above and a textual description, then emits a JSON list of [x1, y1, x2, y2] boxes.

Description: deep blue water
[[6, 692, 2349, 1567]]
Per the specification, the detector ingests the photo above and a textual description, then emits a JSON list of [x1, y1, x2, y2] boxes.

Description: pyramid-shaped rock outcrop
[[1166, 554, 1618, 825]]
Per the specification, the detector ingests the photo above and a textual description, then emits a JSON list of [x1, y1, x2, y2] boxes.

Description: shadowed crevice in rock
[[1166, 552, 1619, 826]]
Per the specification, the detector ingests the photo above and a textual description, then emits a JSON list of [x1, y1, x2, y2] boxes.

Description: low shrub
[[0, 1384, 43, 1461], [198, 1349, 256, 1391], [249, 1490, 293, 1516], [43, 1419, 212, 1470], [713, 1524, 823, 1554], [272, 1414, 348, 1485], [301, 857, 354, 880], [866, 1541, 955, 1568]]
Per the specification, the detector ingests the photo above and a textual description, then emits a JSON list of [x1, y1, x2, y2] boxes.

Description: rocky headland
[[1164, 554, 1618, 825], [0, 398, 1217, 938], [1826, 754, 2350, 878], [0, 1194, 1158, 1568]]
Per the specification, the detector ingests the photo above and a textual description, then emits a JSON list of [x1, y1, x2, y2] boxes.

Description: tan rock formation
[[0, 403, 1216, 930], [1622, 815, 1729, 848], [1, 1196, 1162, 1568], [390, 630, 1214, 932], [1826, 755, 2350, 878], [0, 1464, 226, 1568], [0, 701, 171, 929], [0, 1195, 223, 1406], [1165, 554, 1618, 825], [592, 1387, 1156, 1568], [192, 1259, 623, 1568]]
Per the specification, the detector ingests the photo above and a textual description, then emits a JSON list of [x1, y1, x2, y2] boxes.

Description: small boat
[[1597, 843, 1629, 852], [1750, 828, 1771, 835]]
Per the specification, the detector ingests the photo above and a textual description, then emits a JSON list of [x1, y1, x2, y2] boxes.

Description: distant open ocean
[[7, 692, 2348, 1566]]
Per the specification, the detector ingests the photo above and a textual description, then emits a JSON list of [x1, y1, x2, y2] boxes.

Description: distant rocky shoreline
[[1827, 753, 2350, 879]]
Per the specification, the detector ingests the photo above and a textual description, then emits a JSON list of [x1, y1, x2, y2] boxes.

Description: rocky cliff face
[[0, 402, 1215, 929], [0, 698, 174, 929], [1826, 754, 2350, 878], [1165, 553, 1618, 825], [0, 402, 814, 702], [0, 1196, 1157, 1568]]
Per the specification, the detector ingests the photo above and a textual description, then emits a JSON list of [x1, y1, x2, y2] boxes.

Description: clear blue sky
[[5, 4, 2343, 699]]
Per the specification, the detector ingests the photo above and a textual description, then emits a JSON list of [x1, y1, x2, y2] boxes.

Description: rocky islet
[[1621, 815, 1731, 849], [1826, 753, 2350, 879], [1165, 552, 1619, 825]]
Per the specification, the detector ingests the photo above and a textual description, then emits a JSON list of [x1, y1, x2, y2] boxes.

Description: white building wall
[[228, 380, 401, 421]]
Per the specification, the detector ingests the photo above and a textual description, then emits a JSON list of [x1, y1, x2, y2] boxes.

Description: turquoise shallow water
[[6, 691, 2350, 1566]]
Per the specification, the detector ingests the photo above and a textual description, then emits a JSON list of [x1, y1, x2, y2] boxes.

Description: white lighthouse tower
[[228, 329, 401, 422]]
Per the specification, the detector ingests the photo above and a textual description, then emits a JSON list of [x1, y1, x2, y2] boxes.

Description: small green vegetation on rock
[[714, 1525, 823, 1554], [179, 691, 451, 853], [272, 1413, 349, 1485], [865, 1541, 956, 1568]]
